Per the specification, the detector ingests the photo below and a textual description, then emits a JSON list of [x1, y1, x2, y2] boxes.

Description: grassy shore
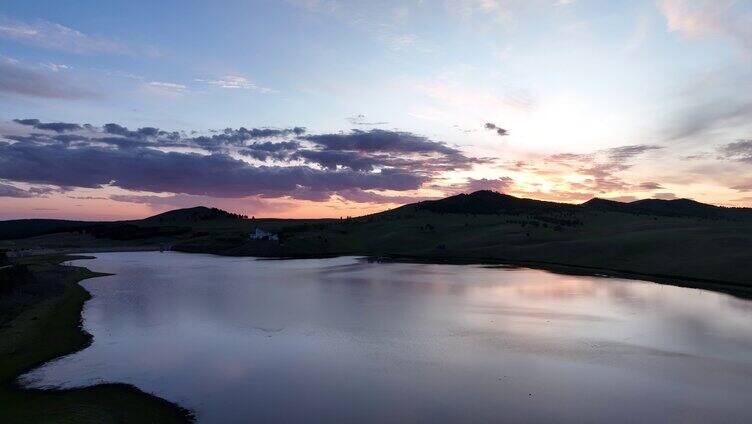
[[0, 255, 193, 423]]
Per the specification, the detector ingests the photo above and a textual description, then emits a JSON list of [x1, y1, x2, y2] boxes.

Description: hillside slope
[[0, 219, 91, 240], [3, 191, 752, 296]]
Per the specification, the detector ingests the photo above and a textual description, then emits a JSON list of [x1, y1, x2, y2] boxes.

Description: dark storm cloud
[[5, 121, 474, 172], [0, 58, 100, 99], [104, 123, 156, 138], [0, 142, 426, 199], [100, 124, 183, 148], [9, 122, 307, 152], [249, 140, 300, 152], [290, 149, 445, 173], [12, 119, 40, 126], [2, 131, 144, 149], [13, 118, 82, 133], [0, 120, 482, 201], [237, 140, 301, 161], [298, 129, 478, 172], [302, 129, 457, 154], [484, 122, 509, 137], [35, 122, 83, 133], [187, 127, 305, 152], [237, 141, 299, 161], [292, 150, 381, 171]]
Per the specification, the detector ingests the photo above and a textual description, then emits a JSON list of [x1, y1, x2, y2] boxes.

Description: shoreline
[[3, 249, 750, 421], [0, 256, 194, 423], [60, 247, 752, 300]]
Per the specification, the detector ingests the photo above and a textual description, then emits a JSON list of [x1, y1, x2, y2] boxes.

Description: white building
[[250, 228, 278, 241]]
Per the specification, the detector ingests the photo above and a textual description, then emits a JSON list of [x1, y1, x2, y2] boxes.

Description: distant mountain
[[2, 192, 751, 242], [582, 197, 749, 219], [408, 190, 577, 215], [0, 206, 246, 240], [0, 219, 90, 240], [5, 191, 752, 291], [396, 190, 751, 220], [579, 198, 627, 212], [141, 206, 246, 224]]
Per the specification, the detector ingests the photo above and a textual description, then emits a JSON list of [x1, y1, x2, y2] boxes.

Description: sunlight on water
[[21, 252, 752, 423]]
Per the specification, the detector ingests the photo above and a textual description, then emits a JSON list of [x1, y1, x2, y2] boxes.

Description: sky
[[1, 0, 752, 220]]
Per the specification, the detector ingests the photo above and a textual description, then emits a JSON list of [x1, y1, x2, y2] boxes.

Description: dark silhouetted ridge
[[581, 198, 632, 213], [0, 206, 246, 240], [407, 191, 752, 220], [141, 206, 246, 224], [0, 219, 90, 240], [628, 198, 719, 217], [582, 197, 748, 219], [410, 190, 577, 215]]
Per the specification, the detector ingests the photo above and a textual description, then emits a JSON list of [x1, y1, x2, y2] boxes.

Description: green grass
[[0, 259, 193, 424]]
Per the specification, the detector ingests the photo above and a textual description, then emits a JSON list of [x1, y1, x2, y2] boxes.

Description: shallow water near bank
[[20, 252, 752, 423]]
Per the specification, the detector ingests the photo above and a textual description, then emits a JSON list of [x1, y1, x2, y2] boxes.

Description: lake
[[20, 252, 752, 423]]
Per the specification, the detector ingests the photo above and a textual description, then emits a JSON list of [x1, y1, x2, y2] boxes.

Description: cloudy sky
[[1, 0, 752, 219]]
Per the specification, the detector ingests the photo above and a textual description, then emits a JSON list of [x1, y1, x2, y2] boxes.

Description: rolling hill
[[0, 207, 248, 241], [0, 219, 91, 241], [407, 190, 578, 215], [582, 196, 749, 219], [3, 191, 752, 297]]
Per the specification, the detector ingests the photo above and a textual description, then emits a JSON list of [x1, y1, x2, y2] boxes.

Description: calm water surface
[[21, 252, 752, 423]]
